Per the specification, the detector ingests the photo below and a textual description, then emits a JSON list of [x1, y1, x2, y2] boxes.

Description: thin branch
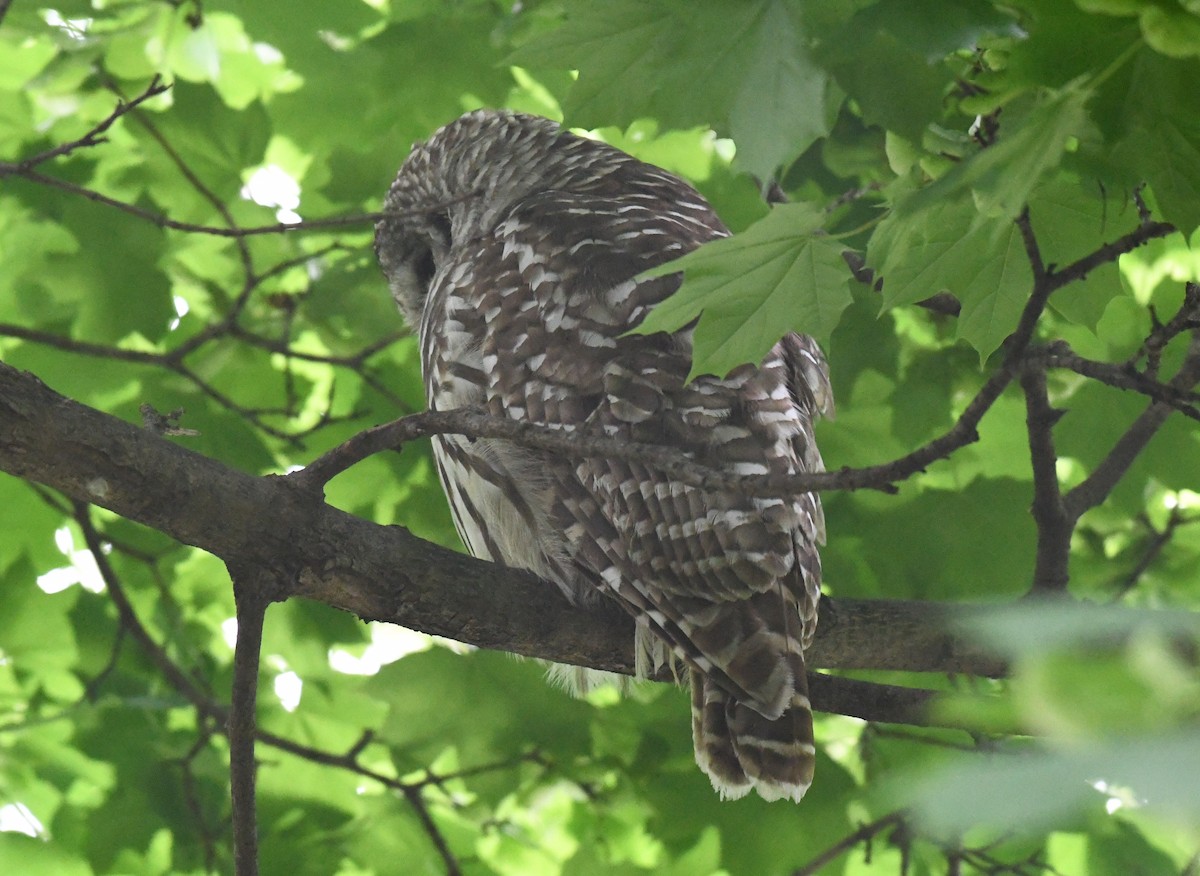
[[112, 74, 254, 280], [842, 250, 962, 316], [297, 207, 1065, 498], [0, 160, 473, 237], [0, 322, 165, 364], [77, 510, 470, 875], [229, 324, 406, 370], [1020, 365, 1070, 593], [1044, 220, 1174, 294], [0, 320, 385, 443], [1016, 207, 1048, 282], [806, 674, 946, 729], [1065, 333, 1200, 520], [0, 164, 382, 236], [73, 503, 217, 706], [1135, 281, 1200, 380], [227, 568, 271, 876], [792, 812, 906, 876], [1109, 510, 1194, 602], [174, 729, 224, 873], [294, 390, 991, 497], [1035, 343, 1200, 421], [13, 76, 170, 170]]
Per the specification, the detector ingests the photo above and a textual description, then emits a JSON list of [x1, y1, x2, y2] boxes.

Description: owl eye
[[410, 213, 451, 288], [413, 245, 437, 289], [412, 212, 452, 289], [428, 211, 452, 246]]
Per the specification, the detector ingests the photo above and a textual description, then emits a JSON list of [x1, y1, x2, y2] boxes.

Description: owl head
[[374, 109, 633, 330]]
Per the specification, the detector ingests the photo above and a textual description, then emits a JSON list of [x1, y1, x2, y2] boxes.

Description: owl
[[374, 110, 833, 802]]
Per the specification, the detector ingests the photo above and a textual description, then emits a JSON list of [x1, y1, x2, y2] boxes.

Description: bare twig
[[1135, 282, 1200, 380], [1065, 333, 1200, 519], [294, 380, 1003, 497], [0, 166, 384, 236], [174, 729, 224, 872], [297, 208, 1070, 496], [792, 812, 906, 876], [1035, 343, 1200, 421], [0, 159, 473, 238], [1109, 510, 1195, 601], [110, 74, 255, 279], [1044, 220, 1174, 294], [12, 76, 170, 170]]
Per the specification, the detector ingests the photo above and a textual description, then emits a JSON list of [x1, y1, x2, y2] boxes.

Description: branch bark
[[0, 361, 1012, 704]]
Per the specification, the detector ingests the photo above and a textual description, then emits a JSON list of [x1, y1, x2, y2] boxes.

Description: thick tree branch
[[0, 361, 1010, 705]]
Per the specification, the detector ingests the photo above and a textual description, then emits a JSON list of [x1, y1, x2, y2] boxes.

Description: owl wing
[[453, 184, 832, 724]]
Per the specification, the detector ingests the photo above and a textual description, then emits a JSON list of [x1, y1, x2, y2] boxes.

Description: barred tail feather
[[690, 668, 816, 803]]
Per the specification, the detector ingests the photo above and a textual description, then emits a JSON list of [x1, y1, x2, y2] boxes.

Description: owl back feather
[[376, 110, 832, 802]]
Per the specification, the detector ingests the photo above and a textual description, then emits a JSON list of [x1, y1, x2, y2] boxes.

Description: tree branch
[[1020, 365, 1070, 593], [12, 76, 170, 170], [227, 569, 269, 876], [792, 812, 906, 876], [1065, 332, 1200, 520], [0, 361, 1013, 703], [75, 504, 472, 874], [1034, 342, 1200, 421]]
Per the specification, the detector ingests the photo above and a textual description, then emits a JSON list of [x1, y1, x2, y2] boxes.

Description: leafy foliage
[[1, 1, 1199, 875]]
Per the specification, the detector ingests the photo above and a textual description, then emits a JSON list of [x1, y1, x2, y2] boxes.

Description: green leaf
[[727, 2, 830, 180], [824, 31, 947, 143], [1087, 821, 1181, 876], [514, 0, 832, 178], [1114, 54, 1200, 233], [0, 834, 93, 876], [0, 569, 80, 679], [635, 203, 850, 378], [906, 733, 1200, 833], [0, 32, 57, 89], [818, 0, 1015, 143], [1027, 176, 1130, 328], [365, 649, 595, 767], [146, 84, 271, 205], [0, 479, 66, 577], [868, 197, 1034, 359], [901, 84, 1093, 220], [1139, 4, 1200, 58]]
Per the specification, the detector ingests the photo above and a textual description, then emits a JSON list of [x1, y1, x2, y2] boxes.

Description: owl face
[[373, 209, 453, 331], [374, 110, 633, 330]]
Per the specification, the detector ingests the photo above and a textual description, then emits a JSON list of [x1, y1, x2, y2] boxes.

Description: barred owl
[[375, 110, 833, 802]]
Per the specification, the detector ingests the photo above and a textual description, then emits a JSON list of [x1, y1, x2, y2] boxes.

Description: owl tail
[[689, 666, 816, 803]]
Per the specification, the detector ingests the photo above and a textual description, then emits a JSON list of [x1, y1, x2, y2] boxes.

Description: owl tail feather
[[689, 668, 816, 803]]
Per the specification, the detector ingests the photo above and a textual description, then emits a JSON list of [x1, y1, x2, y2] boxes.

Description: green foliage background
[[1, 0, 1199, 873]]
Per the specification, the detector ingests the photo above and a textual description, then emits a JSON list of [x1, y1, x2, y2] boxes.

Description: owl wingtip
[[706, 773, 813, 804]]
